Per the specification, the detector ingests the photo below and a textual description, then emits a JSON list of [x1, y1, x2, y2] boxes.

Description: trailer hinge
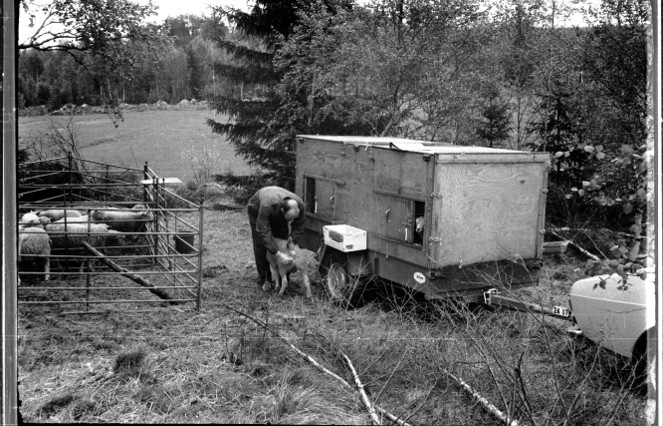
[[483, 288, 499, 305], [429, 237, 442, 243], [430, 192, 442, 198]]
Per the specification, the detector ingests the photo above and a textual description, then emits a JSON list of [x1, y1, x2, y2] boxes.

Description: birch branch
[[220, 301, 411, 426], [342, 352, 381, 425], [82, 241, 176, 301], [439, 366, 520, 426], [549, 230, 601, 261]]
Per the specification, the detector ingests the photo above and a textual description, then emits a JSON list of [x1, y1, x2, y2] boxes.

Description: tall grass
[[17, 210, 649, 424]]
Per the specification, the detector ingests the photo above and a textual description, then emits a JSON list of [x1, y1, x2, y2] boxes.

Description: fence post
[[152, 177, 160, 265], [143, 161, 149, 204], [67, 151, 73, 206], [196, 203, 204, 310], [3, 1, 19, 420]]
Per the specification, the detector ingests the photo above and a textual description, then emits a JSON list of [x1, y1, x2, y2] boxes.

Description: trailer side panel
[[432, 159, 547, 267]]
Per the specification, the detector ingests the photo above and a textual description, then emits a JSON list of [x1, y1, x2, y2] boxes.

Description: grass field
[[16, 209, 649, 424], [18, 109, 254, 183], [16, 110, 650, 424]]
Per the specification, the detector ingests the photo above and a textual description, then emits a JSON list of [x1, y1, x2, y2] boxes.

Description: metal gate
[[17, 153, 204, 314]]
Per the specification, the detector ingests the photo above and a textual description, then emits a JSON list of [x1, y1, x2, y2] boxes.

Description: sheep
[[54, 215, 91, 224], [18, 225, 51, 282], [45, 222, 111, 249], [37, 209, 82, 222], [415, 216, 425, 234], [45, 222, 114, 275], [90, 206, 153, 233], [266, 238, 317, 300], [20, 212, 50, 226], [414, 216, 425, 244]]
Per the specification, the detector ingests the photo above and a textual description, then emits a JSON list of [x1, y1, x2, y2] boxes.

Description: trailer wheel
[[321, 254, 365, 309]]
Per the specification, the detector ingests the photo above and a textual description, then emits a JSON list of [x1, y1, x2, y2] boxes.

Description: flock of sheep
[[17, 205, 154, 282]]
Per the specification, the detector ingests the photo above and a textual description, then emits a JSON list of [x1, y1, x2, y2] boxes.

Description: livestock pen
[[17, 153, 204, 313]]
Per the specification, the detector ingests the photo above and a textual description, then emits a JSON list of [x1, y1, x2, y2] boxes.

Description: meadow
[[15, 109, 650, 424], [18, 108, 253, 183]]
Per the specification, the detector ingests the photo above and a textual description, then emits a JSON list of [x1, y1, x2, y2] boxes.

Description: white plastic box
[[322, 224, 367, 252]]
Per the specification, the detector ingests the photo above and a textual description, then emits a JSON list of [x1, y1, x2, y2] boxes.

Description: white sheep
[[266, 238, 317, 300], [414, 216, 425, 244], [20, 212, 50, 226], [54, 215, 90, 224], [18, 225, 51, 282], [415, 216, 424, 234], [37, 209, 83, 222], [45, 222, 112, 249], [90, 206, 153, 233], [45, 222, 116, 275]]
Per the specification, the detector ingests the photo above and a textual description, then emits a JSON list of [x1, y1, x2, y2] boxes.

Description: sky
[[19, 0, 596, 47], [145, 0, 251, 19], [18, 0, 252, 45]]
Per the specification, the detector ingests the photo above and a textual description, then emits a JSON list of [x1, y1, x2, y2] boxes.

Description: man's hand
[[276, 251, 293, 264]]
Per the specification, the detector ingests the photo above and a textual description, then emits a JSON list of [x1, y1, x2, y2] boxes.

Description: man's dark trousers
[[248, 205, 271, 284]]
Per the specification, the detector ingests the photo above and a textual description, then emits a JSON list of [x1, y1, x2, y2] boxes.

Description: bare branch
[[342, 352, 381, 425], [219, 301, 412, 426]]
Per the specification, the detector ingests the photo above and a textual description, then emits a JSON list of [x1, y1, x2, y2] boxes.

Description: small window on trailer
[[305, 177, 316, 213], [304, 176, 336, 218], [413, 200, 425, 245]]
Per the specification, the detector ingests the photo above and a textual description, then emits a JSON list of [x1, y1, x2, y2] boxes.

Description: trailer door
[[377, 194, 415, 243]]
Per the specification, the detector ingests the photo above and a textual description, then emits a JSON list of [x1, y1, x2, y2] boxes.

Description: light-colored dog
[[266, 238, 317, 300]]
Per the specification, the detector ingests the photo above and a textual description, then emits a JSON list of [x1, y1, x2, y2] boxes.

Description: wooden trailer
[[294, 135, 551, 305]]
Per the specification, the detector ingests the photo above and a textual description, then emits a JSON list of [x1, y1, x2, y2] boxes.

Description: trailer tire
[[321, 253, 365, 309]]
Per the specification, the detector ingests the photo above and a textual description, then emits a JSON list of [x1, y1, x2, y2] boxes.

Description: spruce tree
[[208, 0, 354, 202], [208, 0, 302, 201]]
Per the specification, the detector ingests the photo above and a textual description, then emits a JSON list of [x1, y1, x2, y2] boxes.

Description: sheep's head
[[20, 212, 42, 227], [415, 216, 425, 233]]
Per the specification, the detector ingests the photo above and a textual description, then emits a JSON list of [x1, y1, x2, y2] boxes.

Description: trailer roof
[[297, 135, 539, 156]]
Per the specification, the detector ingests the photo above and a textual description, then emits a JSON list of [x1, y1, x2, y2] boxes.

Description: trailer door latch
[[483, 288, 499, 305]]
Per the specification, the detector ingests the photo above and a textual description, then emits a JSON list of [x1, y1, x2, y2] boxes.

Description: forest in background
[[17, 0, 654, 251]]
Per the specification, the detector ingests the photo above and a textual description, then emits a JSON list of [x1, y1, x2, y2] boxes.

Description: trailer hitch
[[482, 288, 573, 321]]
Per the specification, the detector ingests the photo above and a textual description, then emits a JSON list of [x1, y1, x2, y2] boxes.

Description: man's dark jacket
[[247, 186, 305, 255]]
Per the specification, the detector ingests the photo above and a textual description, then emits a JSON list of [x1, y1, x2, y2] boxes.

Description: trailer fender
[[345, 251, 372, 276], [317, 246, 371, 277]]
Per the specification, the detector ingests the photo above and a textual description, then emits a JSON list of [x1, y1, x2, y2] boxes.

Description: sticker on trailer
[[413, 272, 426, 284]]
